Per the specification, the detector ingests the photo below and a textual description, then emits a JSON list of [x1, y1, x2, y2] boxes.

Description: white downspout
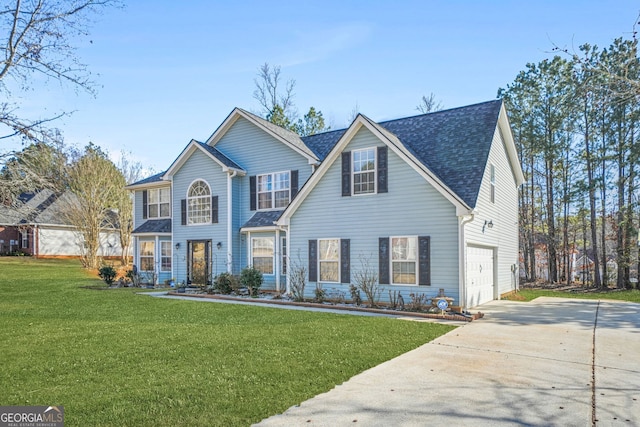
[[227, 171, 237, 273], [275, 228, 280, 292], [458, 213, 475, 310]]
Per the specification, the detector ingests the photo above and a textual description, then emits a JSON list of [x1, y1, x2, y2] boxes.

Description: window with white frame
[[352, 148, 376, 195], [281, 237, 287, 275], [160, 241, 172, 272], [490, 164, 496, 203], [318, 239, 340, 282], [258, 171, 290, 210], [188, 180, 211, 224], [148, 188, 171, 218], [21, 230, 28, 248], [252, 237, 274, 274], [140, 241, 155, 272], [391, 237, 418, 285]]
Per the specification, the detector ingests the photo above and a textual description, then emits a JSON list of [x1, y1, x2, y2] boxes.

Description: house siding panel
[[464, 125, 520, 300], [172, 149, 228, 283], [289, 127, 460, 304]]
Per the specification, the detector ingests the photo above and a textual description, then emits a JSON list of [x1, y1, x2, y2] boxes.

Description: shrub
[[98, 265, 117, 286], [214, 272, 237, 294], [349, 284, 362, 306], [407, 293, 429, 311], [288, 257, 307, 302], [353, 257, 381, 307], [314, 284, 326, 303], [240, 266, 263, 297]]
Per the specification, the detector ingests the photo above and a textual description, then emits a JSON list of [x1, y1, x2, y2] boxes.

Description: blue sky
[[10, 1, 640, 172]]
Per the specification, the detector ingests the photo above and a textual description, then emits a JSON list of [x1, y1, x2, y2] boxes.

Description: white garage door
[[466, 246, 494, 308]]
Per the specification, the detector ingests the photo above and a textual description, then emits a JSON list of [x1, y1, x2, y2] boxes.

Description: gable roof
[[279, 99, 522, 222], [240, 210, 284, 231], [206, 108, 320, 164], [163, 139, 246, 179], [132, 218, 171, 234]]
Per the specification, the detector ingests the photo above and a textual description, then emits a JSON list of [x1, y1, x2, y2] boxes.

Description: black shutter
[[142, 190, 148, 219], [249, 176, 257, 211], [211, 195, 218, 224], [290, 170, 299, 199], [379, 237, 390, 284], [341, 151, 351, 196], [308, 240, 317, 282], [418, 236, 431, 286], [181, 199, 186, 225], [340, 239, 350, 284], [377, 146, 388, 193]]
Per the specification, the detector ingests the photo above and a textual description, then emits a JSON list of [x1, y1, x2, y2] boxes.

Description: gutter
[[227, 170, 237, 273]]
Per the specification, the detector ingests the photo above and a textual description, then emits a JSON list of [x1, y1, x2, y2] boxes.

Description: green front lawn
[[0, 258, 455, 426]]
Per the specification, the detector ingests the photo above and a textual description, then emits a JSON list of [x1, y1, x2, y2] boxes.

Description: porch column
[[275, 228, 280, 292]]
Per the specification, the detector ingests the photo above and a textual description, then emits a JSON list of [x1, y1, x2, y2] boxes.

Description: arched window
[[187, 180, 211, 224]]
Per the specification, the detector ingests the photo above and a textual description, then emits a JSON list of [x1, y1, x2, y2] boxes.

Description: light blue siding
[[289, 127, 461, 304], [172, 148, 228, 284]]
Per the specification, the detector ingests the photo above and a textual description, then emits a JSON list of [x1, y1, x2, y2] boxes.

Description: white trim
[[351, 147, 377, 196], [497, 104, 525, 186], [278, 115, 473, 226], [256, 170, 292, 210], [163, 139, 246, 179], [226, 171, 237, 273], [317, 238, 341, 284], [146, 187, 172, 219], [250, 236, 275, 276], [186, 179, 212, 225], [205, 108, 319, 164], [389, 236, 419, 286]]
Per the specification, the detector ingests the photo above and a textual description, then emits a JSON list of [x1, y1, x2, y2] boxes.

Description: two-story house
[[127, 99, 524, 308]]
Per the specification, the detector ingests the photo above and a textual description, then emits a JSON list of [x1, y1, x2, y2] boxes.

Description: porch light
[[175, 242, 180, 250], [217, 241, 222, 250]]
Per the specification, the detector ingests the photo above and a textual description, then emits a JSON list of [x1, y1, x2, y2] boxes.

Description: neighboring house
[[0, 190, 125, 259], [127, 99, 524, 308]]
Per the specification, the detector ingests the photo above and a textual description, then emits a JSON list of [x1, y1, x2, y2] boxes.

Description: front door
[[188, 240, 212, 286]]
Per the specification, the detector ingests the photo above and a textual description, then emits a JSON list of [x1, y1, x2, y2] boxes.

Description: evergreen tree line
[[500, 38, 640, 289]]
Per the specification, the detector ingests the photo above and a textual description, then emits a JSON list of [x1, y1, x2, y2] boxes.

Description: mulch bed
[[166, 292, 484, 322]]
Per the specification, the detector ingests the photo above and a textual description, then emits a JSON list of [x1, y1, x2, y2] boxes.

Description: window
[[252, 237, 274, 274], [391, 237, 417, 285], [318, 239, 340, 282], [160, 241, 172, 272], [148, 188, 171, 218], [281, 237, 287, 275], [258, 171, 290, 210], [490, 164, 496, 203], [140, 241, 155, 272], [21, 231, 28, 249], [188, 180, 211, 224], [353, 148, 376, 195]]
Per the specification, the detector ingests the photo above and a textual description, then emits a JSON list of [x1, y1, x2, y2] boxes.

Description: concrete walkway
[[256, 297, 640, 426]]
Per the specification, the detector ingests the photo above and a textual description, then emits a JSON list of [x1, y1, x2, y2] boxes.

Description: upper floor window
[[258, 171, 290, 210], [352, 148, 376, 195], [148, 188, 171, 218], [490, 164, 496, 203], [188, 180, 211, 224]]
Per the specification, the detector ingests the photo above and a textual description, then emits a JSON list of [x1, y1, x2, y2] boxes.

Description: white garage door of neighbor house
[[466, 246, 495, 308]]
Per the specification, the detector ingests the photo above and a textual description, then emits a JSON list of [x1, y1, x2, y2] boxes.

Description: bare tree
[[416, 93, 444, 114], [63, 144, 125, 269], [114, 151, 143, 265], [253, 63, 296, 120], [0, 0, 120, 202]]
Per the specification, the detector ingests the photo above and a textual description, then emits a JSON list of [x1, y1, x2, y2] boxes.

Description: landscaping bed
[[166, 291, 484, 322]]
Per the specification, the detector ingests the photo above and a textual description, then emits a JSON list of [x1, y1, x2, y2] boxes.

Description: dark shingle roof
[[195, 141, 244, 170], [241, 210, 283, 229], [133, 219, 172, 234], [379, 100, 502, 207], [302, 128, 347, 160], [131, 171, 165, 186], [299, 100, 502, 208]]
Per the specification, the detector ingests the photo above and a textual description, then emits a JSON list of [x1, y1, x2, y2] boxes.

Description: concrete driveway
[[256, 297, 640, 426]]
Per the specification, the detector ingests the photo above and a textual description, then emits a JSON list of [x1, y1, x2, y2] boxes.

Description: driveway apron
[[256, 297, 640, 427]]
